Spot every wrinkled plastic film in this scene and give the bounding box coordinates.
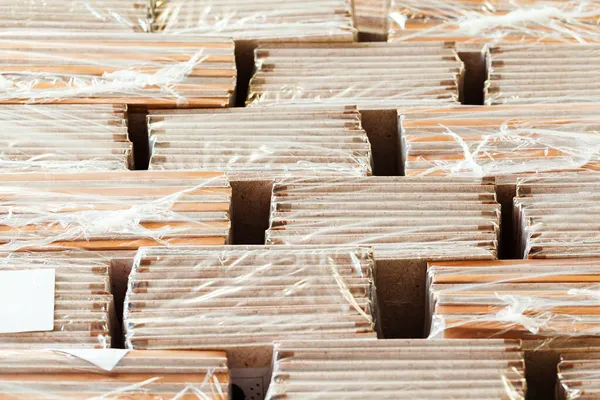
[265,339,526,399]
[124,247,377,351]
[147,105,373,178]
[0,0,151,32]
[247,42,462,108]
[399,104,600,177]
[0,104,132,171]
[427,258,600,340]
[0,349,230,399]
[389,0,600,44]
[150,0,356,41]
[0,32,236,107]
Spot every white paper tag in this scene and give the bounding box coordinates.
[55,349,130,371]
[0,269,55,334]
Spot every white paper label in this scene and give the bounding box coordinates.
[55,349,130,371]
[0,269,55,333]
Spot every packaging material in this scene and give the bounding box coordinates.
[0,252,115,349]
[427,258,600,339]
[399,104,600,177]
[265,338,526,399]
[0,349,229,399]
[0,0,151,32]
[124,246,378,370]
[514,173,600,259]
[246,42,462,108]
[557,351,600,400]
[388,0,600,45]
[0,104,132,171]
[0,170,231,253]
[266,177,499,338]
[147,105,372,178]
[0,31,236,108]
[150,0,355,41]
[486,43,600,105]
[353,0,390,36]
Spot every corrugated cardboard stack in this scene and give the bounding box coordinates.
[427,258,600,339]
[150,0,355,41]
[124,246,377,369]
[514,173,600,259]
[0,104,132,171]
[558,352,600,400]
[0,0,150,31]
[0,32,236,108]
[486,44,600,105]
[353,0,389,36]
[399,104,600,177]
[0,349,230,399]
[265,339,526,399]
[247,42,462,108]
[266,176,499,338]
[147,105,372,178]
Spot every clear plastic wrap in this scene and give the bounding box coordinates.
[150,0,356,41]
[0,349,230,399]
[486,43,600,105]
[0,104,132,171]
[266,339,526,399]
[266,176,499,338]
[246,42,462,108]
[0,31,236,108]
[0,171,231,253]
[0,0,151,32]
[427,258,600,340]
[147,105,372,178]
[557,352,600,400]
[514,173,600,259]
[388,0,600,44]
[124,246,377,368]
[399,104,600,177]
[0,252,115,349]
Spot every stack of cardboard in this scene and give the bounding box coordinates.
[247,42,462,108]
[399,104,600,177]
[124,246,377,368]
[0,253,115,348]
[427,258,600,339]
[0,32,236,108]
[558,352,600,400]
[0,104,132,171]
[0,171,232,253]
[266,339,526,399]
[148,105,372,178]
[486,44,600,105]
[150,0,355,41]
[353,0,389,37]
[0,0,150,31]
[266,177,499,338]
[0,349,229,399]
[514,173,600,259]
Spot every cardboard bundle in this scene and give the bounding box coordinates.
[247,42,462,108]
[388,0,600,44]
[0,170,231,253]
[514,173,600,259]
[124,246,377,368]
[151,0,355,41]
[427,258,600,339]
[0,0,150,31]
[0,32,236,108]
[399,104,600,177]
[558,352,600,400]
[486,44,600,105]
[353,0,389,36]
[0,253,115,348]
[266,177,499,338]
[148,105,372,178]
[0,349,229,399]
[265,339,526,399]
[0,104,132,171]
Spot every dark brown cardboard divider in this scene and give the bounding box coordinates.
[231,179,275,244]
[360,109,400,176]
[127,106,150,170]
[458,50,487,105]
